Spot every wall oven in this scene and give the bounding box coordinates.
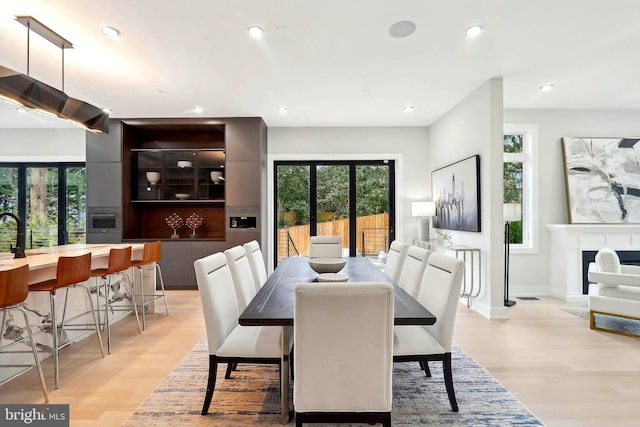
[87,207,122,243]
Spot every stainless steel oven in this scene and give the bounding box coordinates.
[87,207,122,243]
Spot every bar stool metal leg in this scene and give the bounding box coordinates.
[49,291,59,389]
[17,306,49,402]
[156,263,169,316]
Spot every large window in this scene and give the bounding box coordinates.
[275,160,394,266]
[503,124,538,252]
[0,163,86,252]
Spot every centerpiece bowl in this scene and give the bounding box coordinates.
[308,257,346,274]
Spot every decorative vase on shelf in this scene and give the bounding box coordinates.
[165,213,184,239]
[186,213,204,238]
[210,171,224,184]
[146,171,161,184]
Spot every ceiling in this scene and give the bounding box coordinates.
[1,0,640,129]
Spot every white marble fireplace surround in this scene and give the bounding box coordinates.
[547,224,640,304]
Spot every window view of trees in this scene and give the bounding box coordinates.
[0,164,86,253]
[504,134,523,244]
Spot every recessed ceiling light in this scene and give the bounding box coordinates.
[101,26,120,40]
[278,106,288,114]
[539,83,554,92]
[102,107,111,114]
[193,106,204,114]
[389,21,416,38]
[16,107,27,114]
[465,25,483,38]
[248,26,263,38]
[403,105,415,113]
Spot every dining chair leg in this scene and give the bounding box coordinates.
[224,363,233,379]
[80,284,105,357]
[443,353,458,412]
[420,360,432,377]
[18,306,49,402]
[156,263,169,316]
[49,291,59,389]
[201,355,218,415]
[290,347,294,380]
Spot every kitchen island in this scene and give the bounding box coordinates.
[0,243,147,384]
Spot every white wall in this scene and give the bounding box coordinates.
[429,79,505,319]
[0,129,86,161]
[503,109,640,297]
[267,126,429,267]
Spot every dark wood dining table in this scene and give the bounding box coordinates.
[239,256,436,423]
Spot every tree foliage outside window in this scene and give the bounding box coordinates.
[504,134,523,244]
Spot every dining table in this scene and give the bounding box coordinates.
[239,256,437,423]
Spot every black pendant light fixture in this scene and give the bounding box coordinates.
[0,16,109,133]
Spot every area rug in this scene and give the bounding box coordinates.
[123,337,543,426]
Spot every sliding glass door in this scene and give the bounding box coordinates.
[275,160,394,265]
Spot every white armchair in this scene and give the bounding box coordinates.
[294,282,394,426]
[587,247,640,337]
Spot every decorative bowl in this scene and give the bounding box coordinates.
[308,257,346,274]
[210,171,224,183]
[175,193,190,200]
[177,160,192,168]
[316,273,349,282]
[146,171,161,184]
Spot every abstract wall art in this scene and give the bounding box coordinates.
[431,155,481,232]
[562,137,640,223]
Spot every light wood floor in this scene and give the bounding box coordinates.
[1,291,639,426]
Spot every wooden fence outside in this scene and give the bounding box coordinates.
[277,213,389,261]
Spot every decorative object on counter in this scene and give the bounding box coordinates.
[210,171,225,183]
[186,213,204,238]
[165,213,184,239]
[175,193,190,200]
[177,160,193,168]
[435,229,453,245]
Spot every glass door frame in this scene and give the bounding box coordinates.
[273,159,395,267]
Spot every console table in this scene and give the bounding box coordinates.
[414,239,482,307]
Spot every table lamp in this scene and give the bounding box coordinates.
[412,201,436,241]
[503,203,522,307]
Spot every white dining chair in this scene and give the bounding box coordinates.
[384,240,409,283]
[194,252,292,416]
[308,235,342,258]
[243,240,267,291]
[393,252,465,412]
[294,282,394,427]
[224,245,257,313]
[396,245,431,298]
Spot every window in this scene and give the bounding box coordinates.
[0,163,86,252]
[503,124,538,253]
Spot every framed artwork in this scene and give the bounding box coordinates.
[562,137,640,223]
[431,155,481,232]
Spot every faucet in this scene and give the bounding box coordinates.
[0,212,26,259]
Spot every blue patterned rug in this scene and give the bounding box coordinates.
[123,337,543,426]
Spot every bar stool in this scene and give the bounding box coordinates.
[0,265,49,401]
[91,246,140,354]
[30,253,104,389]
[130,241,169,331]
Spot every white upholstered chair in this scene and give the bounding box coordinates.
[396,245,431,298]
[588,247,640,337]
[243,240,268,291]
[308,235,343,258]
[224,245,257,312]
[194,252,292,416]
[294,282,394,427]
[384,240,409,283]
[393,252,465,412]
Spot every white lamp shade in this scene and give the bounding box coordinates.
[412,201,436,217]
[503,203,522,222]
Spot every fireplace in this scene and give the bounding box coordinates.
[582,250,640,294]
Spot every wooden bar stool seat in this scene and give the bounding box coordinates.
[0,264,49,402]
[30,253,104,389]
[90,246,140,354]
[130,241,169,331]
